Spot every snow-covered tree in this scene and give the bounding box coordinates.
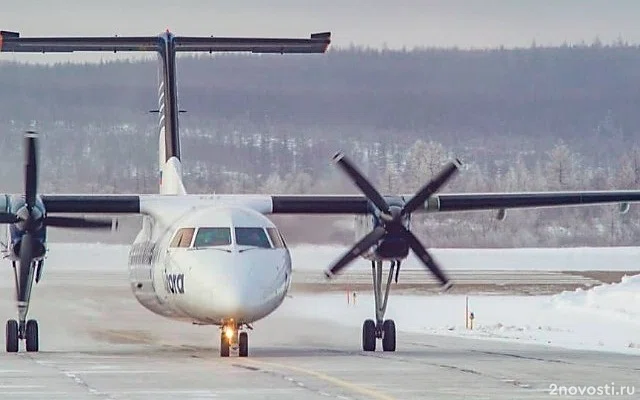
[405,140,449,191]
[544,140,581,190]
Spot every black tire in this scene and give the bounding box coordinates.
[238,332,248,357]
[362,319,376,352]
[220,333,230,357]
[6,320,18,353]
[25,320,39,352]
[382,319,396,352]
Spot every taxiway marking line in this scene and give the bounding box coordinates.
[244,358,396,400]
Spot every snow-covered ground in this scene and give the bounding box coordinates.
[282,274,640,355]
[42,242,640,271]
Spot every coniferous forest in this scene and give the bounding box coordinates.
[2,42,640,246]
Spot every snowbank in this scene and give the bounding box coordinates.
[281,275,640,354]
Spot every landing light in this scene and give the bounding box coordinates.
[224,326,235,340]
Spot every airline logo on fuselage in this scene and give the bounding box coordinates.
[165,272,185,294]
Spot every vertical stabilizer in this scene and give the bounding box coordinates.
[157,31,186,195]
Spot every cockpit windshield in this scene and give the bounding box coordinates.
[266,227,287,248]
[235,227,272,248]
[171,226,284,249]
[193,227,232,247]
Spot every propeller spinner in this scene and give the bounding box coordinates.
[325,152,461,289]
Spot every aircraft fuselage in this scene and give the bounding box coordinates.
[127,201,292,327]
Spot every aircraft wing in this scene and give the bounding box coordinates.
[38,191,640,215]
[269,191,640,214]
[41,195,140,214]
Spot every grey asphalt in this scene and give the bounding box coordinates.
[0,268,637,399]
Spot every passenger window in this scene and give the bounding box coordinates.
[169,228,195,248]
[194,227,232,247]
[235,227,272,248]
[266,227,287,248]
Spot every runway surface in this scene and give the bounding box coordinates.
[1,269,638,399]
[291,269,632,295]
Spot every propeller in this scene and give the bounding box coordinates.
[0,132,115,274]
[326,152,462,290]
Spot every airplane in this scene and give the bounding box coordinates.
[4,29,640,357]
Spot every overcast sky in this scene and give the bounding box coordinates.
[2,1,639,62]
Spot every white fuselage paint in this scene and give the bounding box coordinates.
[126,197,292,326]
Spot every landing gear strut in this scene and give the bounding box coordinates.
[362,260,397,352]
[219,322,249,357]
[6,260,39,353]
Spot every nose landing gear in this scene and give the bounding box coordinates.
[219,322,249,357]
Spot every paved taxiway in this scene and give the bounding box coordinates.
[1,268,638,399]
[291,269,621,295]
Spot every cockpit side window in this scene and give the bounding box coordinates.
[194,227,232,247]
[266,227,287,249]
[235,227,272,248]
[169,228,195,248]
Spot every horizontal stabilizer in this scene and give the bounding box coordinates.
[0,34,159,53]
[1,31,331,54]
[174,32,331,53]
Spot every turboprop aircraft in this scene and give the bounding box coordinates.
[4,30,640,357]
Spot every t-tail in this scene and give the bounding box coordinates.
[0,29,331,195]
[154,30,186,195]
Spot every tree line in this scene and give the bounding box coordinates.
[1,44,640,246]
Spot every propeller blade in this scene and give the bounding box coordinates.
[333,152,390,215]
[325,226,386,278]
[401,227,451,289]
[17,232,34,303]
[402,159,462,216]
[0,213,20,224]
[45,216,115,229]
[24,131,39,209]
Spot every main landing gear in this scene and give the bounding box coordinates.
[6,319,38,353]
[6,260,40,353]
[362,260,397,352]
[219,322,250,357]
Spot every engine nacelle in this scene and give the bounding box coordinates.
[6,195,48,261]
[496,208,507,221]
[353,197,412,260]
[619,202,630,214]
[8,234,46,260]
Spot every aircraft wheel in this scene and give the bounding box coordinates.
[362,319,376,352]
[238,332,248,357]
[220,332,230,357]
[6,320,18,353]
[382,319,396,352]
[25,320,39,352]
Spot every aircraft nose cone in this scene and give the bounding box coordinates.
[214,271,258,317]
[182,248,289,322]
